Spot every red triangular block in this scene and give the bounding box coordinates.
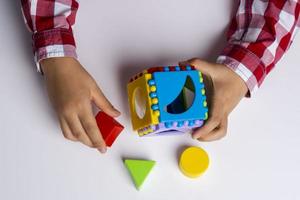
[95,111,124,147]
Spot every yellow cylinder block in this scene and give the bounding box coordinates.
[179,146,209,178]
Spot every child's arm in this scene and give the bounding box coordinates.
[186,0,300,141]
[21,0,120,153]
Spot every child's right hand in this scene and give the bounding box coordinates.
[40,57,121,153]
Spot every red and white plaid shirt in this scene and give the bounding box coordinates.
[21,0,300,95]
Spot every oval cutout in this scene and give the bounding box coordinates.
[133,87,147,119]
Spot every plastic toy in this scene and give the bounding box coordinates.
[179,146,209,178]
[95,111,124,147]
[124,159,156,190]
[127,65,208,136]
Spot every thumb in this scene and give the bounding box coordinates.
[92,87,121,117]
[180,58,216,76]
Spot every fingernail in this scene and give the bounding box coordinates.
[98,147,107,154]
[113,109,121,116]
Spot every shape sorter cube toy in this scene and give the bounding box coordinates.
[127,65,208,136]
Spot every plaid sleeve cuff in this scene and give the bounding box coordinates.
[216,44,266,97]
[32,28,77,72]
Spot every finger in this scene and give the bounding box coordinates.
[92,87,121,117]
[192,116,221,139]
[180,58,216,75]
[66,115,94,148]
[192,96,222,139]
[59,117,78,141]
[79,105,107,153]
[198,117,228,141]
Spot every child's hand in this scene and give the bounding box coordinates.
[180,59,248,141]
[41,57,120,153]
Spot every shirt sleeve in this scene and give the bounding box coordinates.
[21,0,79,72]
[217,0,300,95]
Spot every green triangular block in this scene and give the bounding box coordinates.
[124,159,156,190]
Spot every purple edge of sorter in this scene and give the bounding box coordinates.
[140,120,204,136]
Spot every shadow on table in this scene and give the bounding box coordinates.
[6,0,58,128]
[6,0,35,68]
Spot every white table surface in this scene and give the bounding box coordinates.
[1,1,300,200]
